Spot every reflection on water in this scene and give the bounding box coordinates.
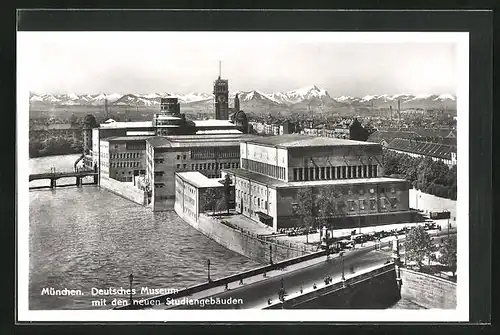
[29,155,259,310]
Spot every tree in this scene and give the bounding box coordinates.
[84,114,98,129]
[296,188,315,244]
[200,188,220,215]
[405,226,434,271]
[349,118,369,141]
[222,174,232,215]
[439,238,457,277]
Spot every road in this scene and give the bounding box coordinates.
[165,246,392,309]
[156,230,455,310]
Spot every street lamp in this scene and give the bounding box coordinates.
[207,259,211,282]
[269,244,273,265]
[340,252,345,281]
[128,273,134,305]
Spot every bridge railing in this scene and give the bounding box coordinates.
[263,262,396,309]
[114,249,327,310]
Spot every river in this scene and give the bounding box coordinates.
[28,154,259,310]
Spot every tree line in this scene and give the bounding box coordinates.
[382,150,457,200]
[406,225,457,278]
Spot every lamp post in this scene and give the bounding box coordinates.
[340,252,345,281]
[269,244,273,265]
[128,273,134,305]
[207,259,211,282]
[446,209,451,239]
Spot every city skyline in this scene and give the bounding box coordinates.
[19,32,458,97]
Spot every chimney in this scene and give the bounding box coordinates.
[397,100,401,131]
[389,105,393,121]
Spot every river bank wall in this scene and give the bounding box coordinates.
[174,204,312,264]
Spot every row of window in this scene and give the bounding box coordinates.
[111,152,141,160]
[292,165,378,182]
[191,148,239,160]
[114,176,133,182]
[175,162,240,170]
[237,190,269,211]
[241,158,286,180]
[110,161,141,168]
[184,207,196,219]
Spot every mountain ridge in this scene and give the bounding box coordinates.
[29,85,457,111]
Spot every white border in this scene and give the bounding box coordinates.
[17,31,469,322]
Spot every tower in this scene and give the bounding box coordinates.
[234,93,240,112]
[153,97,183,135]
[214,61,229,120]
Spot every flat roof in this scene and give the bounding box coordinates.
[224,168,407,189]
[243,134,378,148]
[100,121,153,129]
[147,134,258,148]
[196,129,242,135]
[105,136,151,142]
[176,171,223,188]
[193,120,236,128]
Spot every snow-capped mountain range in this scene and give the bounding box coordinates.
[29,86,456,110]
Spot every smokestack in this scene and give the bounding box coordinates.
[219,60,221,79]
[397,99,401,130]
[390,105,393,121]
[104,94,108,120]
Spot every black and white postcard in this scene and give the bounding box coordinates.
[18,26,470,322]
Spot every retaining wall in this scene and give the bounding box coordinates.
[100,176,147,206]
[265,263,401,309]
[175,204,312,264]
[399,268,456,309]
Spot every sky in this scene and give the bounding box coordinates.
[18,32,461,97]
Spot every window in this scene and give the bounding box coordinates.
[370,199,376,210]
[176,164,180,169]
[380,198,387,209]
[359,199,366,210]
[348,200,355,211]
[177,155,180,160]
[183,155,186,160]
[390,197,398,208]
[183,164,187,169]
[128,171,131,174]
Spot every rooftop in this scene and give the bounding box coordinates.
[193,120,236,128]
[387,138,456,160]
[100,121,153,129]
[224,168,407,189]
[196,129,243,135]
[147,134,258,148]
[244,134,376,148]
[176,171,223,188]
[105,136,151,142]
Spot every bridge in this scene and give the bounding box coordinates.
[114,229,453,310]
[29,170,98,190]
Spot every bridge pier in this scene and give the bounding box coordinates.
[50,178,56,189]
[76,176,82,187]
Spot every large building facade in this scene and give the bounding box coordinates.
[223,135,415,231]
[145,134,257,211]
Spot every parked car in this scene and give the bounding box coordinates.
[337,240,354,249]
